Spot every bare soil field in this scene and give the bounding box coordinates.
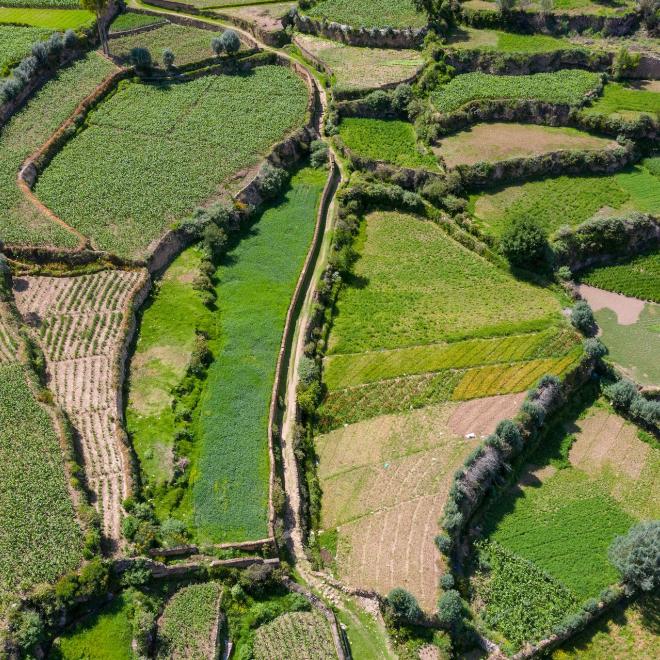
[436,123,615,169]
[13,269,148,549]
[578,284,645,325]
[317,395,522,610]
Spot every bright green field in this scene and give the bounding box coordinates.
[338,118,438,170]
[191,167,324,542]
[446,27,569,53]
[0,363,82,600]
[583,81,660,119]
[109,12,165,32]
[305,0,426,29]
[0,53,114,251]
[580,251,660,303]
[432,70,601,112]
[469,160,660,238]
[0,0,79,8]
[0,25,51,75]
[0,7,93,29]
[328,211,561,355]
[35,66,308,259]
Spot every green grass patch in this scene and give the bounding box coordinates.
[446,26,569,53]
[305,0,426,29]
[0,7,93,29]
[35,66,309,259]
[470,162,660,238]
[109,12,166,32]
[0,52,115,248]
[328,211,561,354]
[432,70,602,112]
[0,0,79,8]
[0,363,82,601]
[582,81,660,119]
[580,251,660,303]
[338,118,438,170]
[0,25,51,75]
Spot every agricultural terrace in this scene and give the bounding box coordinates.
[304,0,426,29]
[320,211,580,429]
[445,27,569,53]
[578,285,660,387]
[0,7,94,29]
[129,167,326,543]
[339,118,439,170]
[582,80,660,120]
[34,66,309,259]
[157,582,222,659]
[436,123,615,169]
[469,159,660,238]
[0,25,52,74]
[109,12,165,32]
[432,70,602,113]
[294,34,423,97]
[462,0,636,16]
[253,612,337,660]
[580,250,660,303]
[109,22,236,67]
[14,269,148,546]
[316,394,524,610]
[0,53,116,248]
[475,392,659,649]
[1,0,79,8]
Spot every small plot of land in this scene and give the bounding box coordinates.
[339,118,438,170]
[109,12,166,33]
[470,160,660,238]
[580,250,660,303]
[445,27,569,53]
[0,53,117,248]
[1,0,79,8]
[462,0,635,16]
[432,70,602,113]
[0,25,52,74]
[436,123,615,168]
[34,66,309,259]
[579,285,660,387]
[14,270,148,546]
[0,7,94,29]
[295,34,422,97]
[305,0,426,29]
[317,398,517,610]
[108,22,231,67]
[583,80,660,120]
[254,612,337,660]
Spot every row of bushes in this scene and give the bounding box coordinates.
[603,377,660,434]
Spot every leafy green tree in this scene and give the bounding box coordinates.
[437,589,463,630]
[386,588,422,625]
[220,29,241,55]
[570,300,596,335]
[605,379,638,410]
[211,36,223,56]
[609,521,660,592]
[81,0,110,56]
[500,217,550,269]
[130,47,152,72]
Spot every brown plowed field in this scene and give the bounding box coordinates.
[13,270,148,550]
[316,395,522,610]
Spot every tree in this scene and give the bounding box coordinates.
[220,29,241,55]
[81,0,110,56]
[211,36,223,56]
[386,588,422,625]
[130,47,152,72]
[583,337,607,360]
[605,379,638,410]
[437,589,463,630]
[609,521,660,592]
[570,300,596,335]
[162,47,175,69]
[500,217,550,269]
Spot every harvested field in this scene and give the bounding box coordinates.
[436,123,615,169]
[295,33,422,96]
[13,269,148,549]
[577,284,645,325]
[448,392,525,437]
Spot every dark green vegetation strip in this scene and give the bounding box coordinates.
[35,67,309,259]
[432,70,602,112]
[0,25,52,75]
[0,53,115,247]
[0,364,82,598]
[305,0,426,29]
[338,118,438,170]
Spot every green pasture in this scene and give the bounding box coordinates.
[338,118,438,170]
[0,7,93,29]
[305,0,426,29]
[583,81,660,119]
[109,12,165,32]
[445,27,569,53]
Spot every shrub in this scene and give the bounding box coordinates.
[500,217,550,270]
[630,396,660,427]
[386,588,422,625]
[64,29,77,49]
[583,337,607,360]
[211,36,223,56]
[259,163,290,200]
[437,590,463,629]
[310,139,329,168]
[10,609,44,652]
[160,518,188,547]
[391,83,413,114]
[583,598,599,614]
[31,42,49,67]
[220,29,241,55]
[570,300,596,335]
[162,48,175,69]
[495,419,522,452]
[203,223,228,262]
[557,266,572,281]
[239,562,275,596]
[637,0,659,30]
[130,47,152,72]
[520,399,545,428]
[435,534,452,554]
[298,356,319,385]
[609,521,660,592]
[612,48,641,81]
[604,379,638,410]
[440,573,455,590]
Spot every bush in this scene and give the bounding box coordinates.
[440,573,455,590]
[130,47,152,71]
[310,139,329,168]
[64,29,77,49]
[520,399,545,428]
[570,300,596,335]
[162,48,175,69]
[612,48,641,81]
[583,337,607,360]
[609,521,660,592]
[630,396,660,427]
[259,163,290,200]
[557,265,572,281]
[605,379,638,410]
[203,223,228,261]
[211,36,223,55]
[391,83,413,114]
[437,590,463,629]
[495,419,522,452]
[386,587,422,625]
[500,217,550,270]
[435,534,452,554]
[239,562,275,596]
[220,29,241,55]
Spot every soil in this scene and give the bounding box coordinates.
[578,284,646,325]
[448,392,526,438]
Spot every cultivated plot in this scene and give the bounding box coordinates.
[304,0,426,29]
[445,26,569,53]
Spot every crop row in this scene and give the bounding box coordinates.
[253,612,336,660]
[0,316,19,364]
[432,70,602,113]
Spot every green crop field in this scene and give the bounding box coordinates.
[0,53,115,248]
[338,118,439,170]
[305,0,426,29]
[582,81,660,119]
[158,582,221,659]
[445,27,569,53]
[0,7,93,29]
[0,25,52,75]
[470,161,660,238]
[432,70,602,112]
[0,363,82,600]
[462,0,635,16]
[109,12,166,32]
[580,251,660,303]
[254,612,337,660]
[35,66,309,259]
[0,0,79,8]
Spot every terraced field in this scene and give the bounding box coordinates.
[445,27,569,52]
[304,0,426,29]
[0,7,94,28]
[254,612,337,660]
[14,270,148,548]
[583,81,660,119]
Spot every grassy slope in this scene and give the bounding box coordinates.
[190,166,326,542]
[338,118,439,170]
[305,0,425,29]
[583,81,660,118]
[0,7,93,28]
[0,52,115,247]
[35,67,308,259]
